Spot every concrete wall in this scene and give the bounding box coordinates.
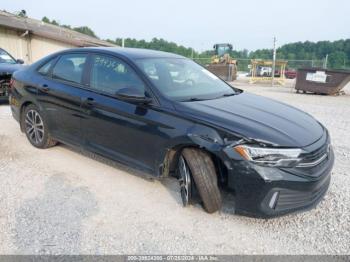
[0,26,76,64]
[30,35,75,62]
[0,27,29,63]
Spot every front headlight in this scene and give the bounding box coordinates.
[234,144,304,167]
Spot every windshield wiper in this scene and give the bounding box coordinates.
[222,92,236,97]
[182,94,235,102]
[213,93,236,99]
[181,97,207,102]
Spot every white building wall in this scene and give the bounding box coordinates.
[0,26,76,64]
[30,35,75,62]
[0,27,29,63]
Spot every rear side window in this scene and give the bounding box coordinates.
[52,54,87,84]
[38,58,56,76]
[90,54,145,95]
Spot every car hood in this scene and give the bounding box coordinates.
[174,92,324,147]
[0,63,24,75]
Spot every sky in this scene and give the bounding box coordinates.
[1,0,349,51]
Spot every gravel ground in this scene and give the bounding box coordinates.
[0,81,349,255]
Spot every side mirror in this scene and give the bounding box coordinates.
[16,59,24,64]
[115,87,152,104]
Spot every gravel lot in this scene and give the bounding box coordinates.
[0,81,349,255]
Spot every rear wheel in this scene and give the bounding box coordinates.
[179,148,222,213]
[22,104,57,149]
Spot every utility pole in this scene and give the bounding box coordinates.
[122,38,125,48]
[271,36,277,87]
[324,54,328,69]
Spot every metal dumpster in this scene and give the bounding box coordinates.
[295,68,350,95]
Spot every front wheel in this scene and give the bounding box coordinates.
[22,104,57,149]
[178,148,222,213]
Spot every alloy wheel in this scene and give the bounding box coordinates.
[25,109,44,144]
[178,156,192,206]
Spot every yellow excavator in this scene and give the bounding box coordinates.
[206,43,237,81]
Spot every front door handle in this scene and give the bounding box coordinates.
[82,97,95,107]
[39,84,50,92]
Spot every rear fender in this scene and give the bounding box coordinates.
[19,98,45,132]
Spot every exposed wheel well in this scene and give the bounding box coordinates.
[164,145,228,187]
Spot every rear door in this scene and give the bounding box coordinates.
[36,53,88,145]
[80,54,171,173]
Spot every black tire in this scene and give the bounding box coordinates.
[22,104,57,149]
[181,148,222,213]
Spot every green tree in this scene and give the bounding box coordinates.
[50,20,59,26]
[17,10,27,18]
[41,17,98,38]
[73,26,97,38]
[328,51,347,69]
[110,37,196,57]
[42,16,50,23]
[41,17,59,26]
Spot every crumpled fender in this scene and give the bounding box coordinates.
[157,124,242,177]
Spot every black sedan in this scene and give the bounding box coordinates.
[9,47,334,217]
[0,48,24,101]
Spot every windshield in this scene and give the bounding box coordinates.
[0,49,16,64]
[216,45,231,56]
[135,58,238,101]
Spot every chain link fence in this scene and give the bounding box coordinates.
[192,58,325,72]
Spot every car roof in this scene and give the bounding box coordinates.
[65,47,185,60]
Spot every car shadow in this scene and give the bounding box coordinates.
[160,177,184,206]
[48,145,241,216]
[160,177,237,213]
[59,144,156,183]
[14,174,99,254]
[220,190,237,215]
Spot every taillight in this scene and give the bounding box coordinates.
[9,78,15,89]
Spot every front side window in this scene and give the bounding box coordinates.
[0,49,16,64]
[90,55,145,95]
[136,58,237,101]
[52,54,87,84]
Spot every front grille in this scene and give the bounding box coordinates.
[280,134,332,178]
[293,136,330,177]
[275,177,330,211]
[297,153,327,168]
[299,141,329,165]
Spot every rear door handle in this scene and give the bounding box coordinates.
[82,97,95,107]
[39,84,50,92]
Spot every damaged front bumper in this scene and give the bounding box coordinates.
[222,133,334,218]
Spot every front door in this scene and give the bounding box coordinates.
[81,54,171,173]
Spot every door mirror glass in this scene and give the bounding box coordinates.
[116,87,152,104]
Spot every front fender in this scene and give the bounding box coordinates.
[157,124,241,177]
